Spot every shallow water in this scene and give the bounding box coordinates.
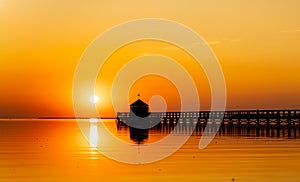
[0,119,300,182]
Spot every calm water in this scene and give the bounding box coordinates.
[0,119,300,182]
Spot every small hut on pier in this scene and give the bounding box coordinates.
[130,99,150,118]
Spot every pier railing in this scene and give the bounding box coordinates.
[117,110,300,120]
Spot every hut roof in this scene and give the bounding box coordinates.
[130,99,148,107]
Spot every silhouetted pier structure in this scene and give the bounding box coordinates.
[117,110,300,138]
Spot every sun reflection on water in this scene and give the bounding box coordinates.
[89,119,99,160]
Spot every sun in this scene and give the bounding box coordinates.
[89,95,99,103]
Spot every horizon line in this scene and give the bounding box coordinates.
[1,109,300,119]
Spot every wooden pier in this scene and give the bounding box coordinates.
[117,110,300,138]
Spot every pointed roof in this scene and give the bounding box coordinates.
[130,99,148,107]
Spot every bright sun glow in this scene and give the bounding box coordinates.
[89,95,99,103]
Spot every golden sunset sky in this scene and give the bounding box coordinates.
[0,0,300,117]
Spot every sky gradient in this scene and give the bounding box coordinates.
[1,0,300,117]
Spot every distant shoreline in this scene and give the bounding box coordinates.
[1,109,300,119]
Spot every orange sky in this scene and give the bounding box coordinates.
[0,0,300,117]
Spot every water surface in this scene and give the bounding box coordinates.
[0,119,300,182]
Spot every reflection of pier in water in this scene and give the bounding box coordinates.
[117,110,300,138]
